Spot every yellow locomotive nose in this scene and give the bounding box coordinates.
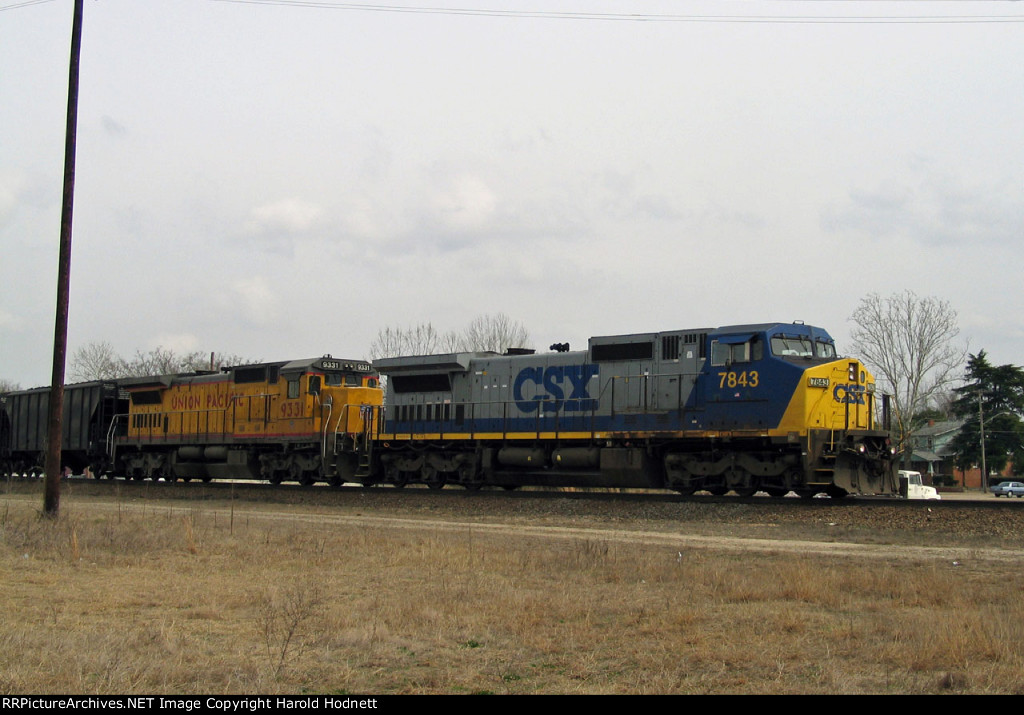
[793,359,876,432]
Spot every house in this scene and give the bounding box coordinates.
[910,418,1016,488]
[908,419,963,485]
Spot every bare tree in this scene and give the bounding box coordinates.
[458,313,531,354]
[69,340,122,381]
[368,323,449,360]
[368,314,531,360]
[70,342,256,380]
[0,378,21,395]
[849,291,966,465]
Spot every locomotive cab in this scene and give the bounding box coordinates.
[695,323,895,496]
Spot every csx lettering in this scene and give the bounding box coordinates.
[833,383,866,404]
[514,364,599,413]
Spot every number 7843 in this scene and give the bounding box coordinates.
[718,371,759,389]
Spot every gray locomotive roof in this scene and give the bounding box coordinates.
[374,352,495,374]
[373,323,834,376]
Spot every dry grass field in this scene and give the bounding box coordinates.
[2,482,1024,695]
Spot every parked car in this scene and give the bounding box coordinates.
[990,481,1024,498]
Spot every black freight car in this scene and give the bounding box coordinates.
[0,380,130,477]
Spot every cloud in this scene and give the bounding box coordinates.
[427,174,497,234]
[0,307,25,332]
[101,115,128,138]
[823,162,1023,247]
[242,198,324,254]
[147,333,199,353]
[0,171,24,228]
[226,276,281,326]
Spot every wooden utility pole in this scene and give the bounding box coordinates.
[44,0,84,517]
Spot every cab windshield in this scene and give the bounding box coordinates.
[324,373,362,387]
[771,336,813,357]
[771,336,837,359]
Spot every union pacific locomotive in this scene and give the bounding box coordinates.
[1,357,382,486]
[116,356,382,485]
[0,321,898,497]
[367,322,897,497]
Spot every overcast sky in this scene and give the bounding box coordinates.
[2,0,1022,388]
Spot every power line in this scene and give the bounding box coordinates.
[209,0,1024,23]
[0,0,56,12]
[4,0,1021,21]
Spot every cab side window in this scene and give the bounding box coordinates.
[711,339,759,367]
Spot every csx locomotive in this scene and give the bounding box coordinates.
[368,322,897,497]
[0,321,898,497]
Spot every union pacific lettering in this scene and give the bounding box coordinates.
[169,393,237,411]
[170,395,203,411]
[514,364,599,413]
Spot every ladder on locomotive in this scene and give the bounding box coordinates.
[354,405,378,479]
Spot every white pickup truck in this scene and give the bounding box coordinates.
[898,470,942,500]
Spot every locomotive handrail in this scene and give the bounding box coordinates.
[320,395,331,464]
[105,413,128,457]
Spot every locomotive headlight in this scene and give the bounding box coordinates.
[857,444,866,454]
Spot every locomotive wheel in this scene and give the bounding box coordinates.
[421,466,446,490]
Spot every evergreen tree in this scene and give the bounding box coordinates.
[950,351,1024,479]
